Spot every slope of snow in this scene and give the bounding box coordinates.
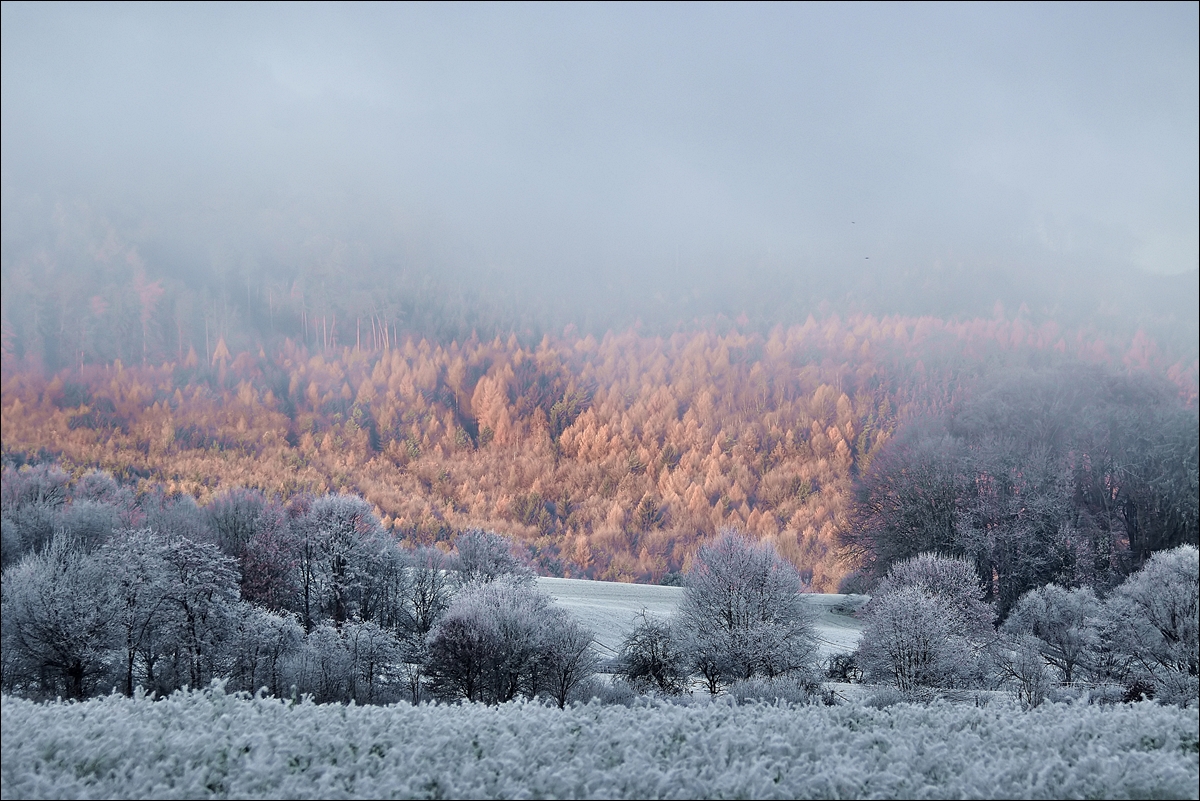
[536,577,866,659]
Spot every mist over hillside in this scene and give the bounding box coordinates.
[3,3,1197,370]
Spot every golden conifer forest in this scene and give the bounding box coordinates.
[3,312,1194,590]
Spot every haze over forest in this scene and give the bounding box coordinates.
[2,3,1197,359]
[2,4,1197,590]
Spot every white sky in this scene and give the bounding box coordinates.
[2,2,1196,306]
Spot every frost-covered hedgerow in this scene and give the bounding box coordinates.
[2,685,1197,800]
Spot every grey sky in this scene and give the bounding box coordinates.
[2,2,1197,314]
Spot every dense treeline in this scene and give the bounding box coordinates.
[0,474,590,705]
[844,366,1199,614]
[3,460,1194,709]
[3,316,1195,589]
[863,549,1198,706]
[0,474,824,707]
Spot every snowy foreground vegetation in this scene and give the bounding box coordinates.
[3,684,1197,800]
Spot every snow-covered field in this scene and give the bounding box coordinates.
[3,685,1196,800]
[536,577,866,658]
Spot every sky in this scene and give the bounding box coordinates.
[2,2,1197,325]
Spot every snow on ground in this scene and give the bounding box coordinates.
[536,577,866,659]
[536,577,684,657]
[803,593,870,657]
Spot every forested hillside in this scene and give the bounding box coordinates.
[3,312,1194,590]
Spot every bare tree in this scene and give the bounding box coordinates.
[1104,544,1198,704]
[539,611,600,708]
[677,531,817,693]
[617,611,689,696]
[1,536,113,699]
[453,529,534,586]
[1002,583,1101,685]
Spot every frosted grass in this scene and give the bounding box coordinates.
[3,686,1196,799]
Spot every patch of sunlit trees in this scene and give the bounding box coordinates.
[2,314,1195,589]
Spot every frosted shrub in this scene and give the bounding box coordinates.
[678,531,818,694]
[1003,583,1101,685]
[425,577,598,704]
[616,612,689,695]
[857,586,978,691]
[1106,544,1199,706]
[727,674,830,706]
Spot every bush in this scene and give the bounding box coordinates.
[424,577,598,705]
[825,652,863,684]
[728,675,832,706]
[616,612,689,696]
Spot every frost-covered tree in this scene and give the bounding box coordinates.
[97,529,173,696]
[289,624,352,704]
[224,604,303,698]
[1,537,113,699]
[453,529,534,586]
[401,546,456,636]
[874,552,994,636]
[1002,584,1101,685]
[424,577,586,704]
[70,469,132,509]
[857,586,977,691]
[368,544,456,702]
[994,633,1053,707]
[677,531,817,693]
[844,422,968,579]
[238,503,301,612]
[1,464,71,568]
[1104,544,1198,705]
[343,620,402,705]
[293,494,384,629]
[539,611,600,708]
[152,536,240,692]
[856,553,992,691]
[959,439,1081,617]
[205,488,269,560]
[847,369,1199,611]
[139,488,207,543]
[617,612,689,696]
[57,500,122,553]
